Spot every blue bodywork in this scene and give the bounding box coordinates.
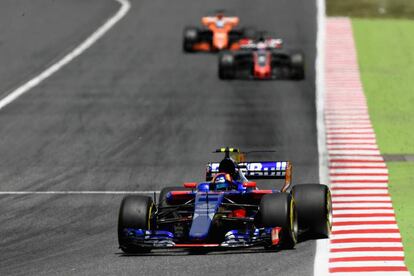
[189,192,224,240]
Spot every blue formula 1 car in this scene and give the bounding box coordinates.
[118,148,332,253]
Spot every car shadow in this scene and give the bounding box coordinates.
[115,234,326,257]
[115,246,294,257]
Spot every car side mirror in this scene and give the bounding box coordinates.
[243,181,257,188]
[184,182,197,189]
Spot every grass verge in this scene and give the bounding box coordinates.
[353,19,414,272]
[327,0,414,19]
[388,163,414,270]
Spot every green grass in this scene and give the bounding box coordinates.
[327,0,414,19]
[353,19,414,154]
[388,163,414,269]
[353,19,414,272]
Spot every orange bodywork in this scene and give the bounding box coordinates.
[199,16,240,50]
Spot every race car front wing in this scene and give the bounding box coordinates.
[121,227,281,249]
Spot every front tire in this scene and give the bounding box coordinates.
[118,195,154,253]
[183,27,199,52]
[291,184,332,238]
[219,52,235,79]
[260,193,298,249]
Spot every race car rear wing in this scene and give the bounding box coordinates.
[206,161,292,192]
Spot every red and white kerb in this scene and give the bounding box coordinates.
[325,17,410,275]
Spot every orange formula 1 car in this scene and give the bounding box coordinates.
[183,13,254,52]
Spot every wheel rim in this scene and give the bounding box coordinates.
[290,198,298,243]
[326,190,332,236]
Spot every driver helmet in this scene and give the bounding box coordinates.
[216,13,224,20]
[211,173,233,191]
[218,158,237,177]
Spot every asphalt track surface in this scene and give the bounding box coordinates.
[0,0,318,275]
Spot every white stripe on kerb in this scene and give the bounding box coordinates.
[330,176,388,181]
[330,251,405,258]
[332,190,389,195]
[333,196,391,201]
[333,209,394,214]
[332,225,399,231]
[329,261,406,268]
[333,217,396,222]
[332,233,401,239]
[329,168,388,174]
[330,242,404,249]
[331,272,410,276]
[333,203,393,208]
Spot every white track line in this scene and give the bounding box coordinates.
[0,191,159,195]
[314,0,330,274]
[0,0,131,111]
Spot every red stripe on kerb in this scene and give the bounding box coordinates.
[332,200,392,204]
[332,229,400,235]
[329,159,384,163]
[333,207,394,210]
[327,134,372,137]
[333,221,396,226]
[330,173,388,177]
[328,137,378,140]
[331,187,388,190]
[333,213,395,218]
[328,143,377,145]
[331,247,404,253]
[330,266,408,273]
[327,128,372,131]
[330,256,405,262]
[332,194,390,197]
[331,180,388,184]
[329,166,386,169]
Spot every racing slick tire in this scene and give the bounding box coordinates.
[291,184,332,238]
[219,52,235,79]
[259,193,298,249]
[158,186,188,207]
[183,27,199,52]
[290,52,305,80]
[118,195,154,253]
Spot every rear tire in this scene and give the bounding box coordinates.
[291,184,332,238]
[260,193,298,249]
[219,52,235,79]
[290,52,305,80]
[118,195,154,253]
[183,27,199,52]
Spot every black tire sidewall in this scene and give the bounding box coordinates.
[259,193,297,249]
[289,52,305,80]
[292,184,331,238]
[219,52,235,79]
[183,27,199,52]
[118,195,154,252]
